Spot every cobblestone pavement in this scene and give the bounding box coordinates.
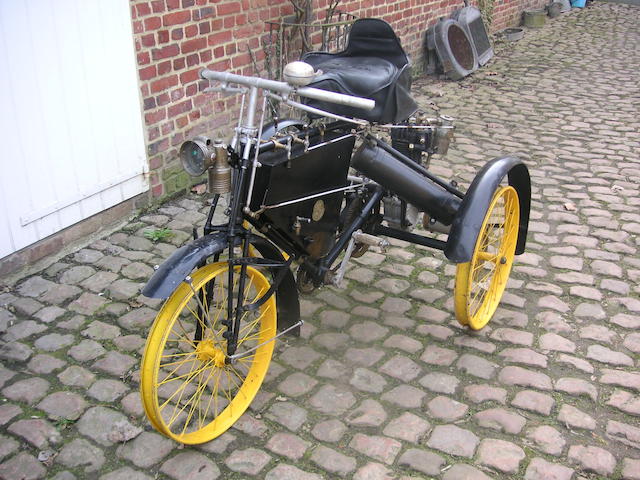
[1,3,640,479]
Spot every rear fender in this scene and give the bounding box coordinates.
[141,231,300,336]
[444,155,531,263]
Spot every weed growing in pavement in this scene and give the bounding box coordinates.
[143,228,174,243]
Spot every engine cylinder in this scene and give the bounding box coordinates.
[352,143,461,225]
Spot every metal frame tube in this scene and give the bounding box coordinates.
[318,186,384,277]
[201,69,375,111]
[373,224,447,250]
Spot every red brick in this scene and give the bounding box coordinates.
[133,20,143,34]
[136,3,152,16]
[145,108,166,125]
[157,60,172,75]
[143,97,156,110]
[151,1,164,13]
[156,92,171,106]
[173,57,186,70]
[161,122,174,135]
[149,156,163,170]
[235,14,247,25]
[176,115,189,128]
[171,28,184,40]
[181,37,207,54]
[182,0,195,7]
[144,16,161,31]
[152,44,180,60]
[137,51,151,65]
[166,0,181,10]
[163,11,191,26]
[186,53,200,67]
[152,184,164,198]
[180,68,200,84]
[139,65,157,81]
[217,2,241,15]
[199,21,211,35]
[152,138,170,154]
[157,30,170,44]
[170,88,184,102]
[171,132,184,146]
[141,34,155,48]
[186,83,199,97]
[200,50,212,63]
[231,53,251,68]
[223,16,235,28]
[185,24,198,38]
[211,59,231,71]
[150,75,178,93]
[234,25,253,39]
[208,31,232,46]
[196,7,215,20]
[148,126,160,141]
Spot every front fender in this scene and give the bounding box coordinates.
[249,236,301,336]
[142,232,230,299]
[141,231,300,336]
[445,155,531,263]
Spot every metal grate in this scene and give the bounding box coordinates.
[264,12,357,81]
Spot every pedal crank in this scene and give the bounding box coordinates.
[328,230,389,288]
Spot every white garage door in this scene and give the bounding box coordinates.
[0,0,148,259]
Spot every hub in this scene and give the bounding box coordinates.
[195,339,227,367]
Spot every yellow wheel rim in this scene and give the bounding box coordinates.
[140,262,276,444]
[454,186,520,330]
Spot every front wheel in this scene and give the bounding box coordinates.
[454,186,520,330]
[140,262,276,444]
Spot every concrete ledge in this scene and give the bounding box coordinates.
[0,194,148,282]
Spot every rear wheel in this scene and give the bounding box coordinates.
[454,186,520,330]
[140,262,276,444]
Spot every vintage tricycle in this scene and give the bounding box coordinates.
[139,19,531,444]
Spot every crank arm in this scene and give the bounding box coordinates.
[227,320,304,363]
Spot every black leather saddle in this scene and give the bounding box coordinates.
[302,18,417,124]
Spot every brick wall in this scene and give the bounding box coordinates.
[130,0,545,200]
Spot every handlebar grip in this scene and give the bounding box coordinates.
[200,68,375,111]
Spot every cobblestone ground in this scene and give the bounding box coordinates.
[1,3,639,479]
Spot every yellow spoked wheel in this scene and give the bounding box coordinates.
[140,262,276,444]
[455,186,520,330]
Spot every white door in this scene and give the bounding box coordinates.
[0,0,148,259]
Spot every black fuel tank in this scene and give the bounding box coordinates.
[250,131,356,258]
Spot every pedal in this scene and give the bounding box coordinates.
[352,231,390,252]
[330,230,389,289]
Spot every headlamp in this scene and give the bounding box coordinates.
[179,136,216,176]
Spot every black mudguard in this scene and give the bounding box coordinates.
[445,155,531,263]
[142,232,230,299]
[142,231,300,336]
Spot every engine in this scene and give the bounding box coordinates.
[382,114,455,231]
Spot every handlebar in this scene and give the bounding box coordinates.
[200,69,375,112]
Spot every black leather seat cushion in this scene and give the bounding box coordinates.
[302,19,417,124]
[308,56,397,98]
